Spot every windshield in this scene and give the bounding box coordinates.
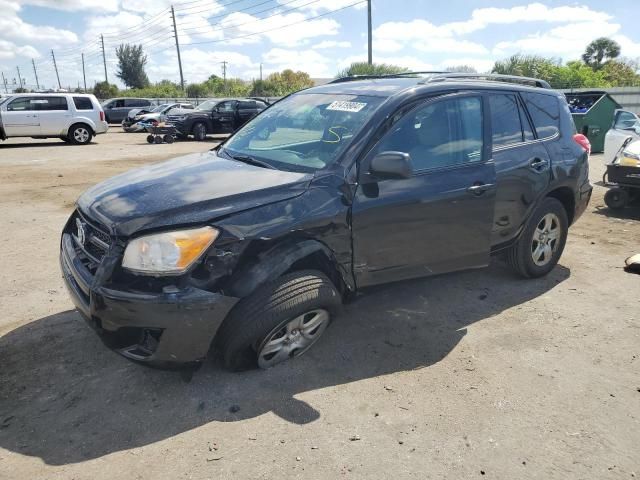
[221,93,385,172]
[151,104,169,113]
[195,100,218,111]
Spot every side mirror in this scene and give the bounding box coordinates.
[369,151,413,180]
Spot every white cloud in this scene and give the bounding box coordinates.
[277,0,366,15]
[494,21,621,59]
[262,48,333,77]
[313,40,352,49]
[0,40,39,61]
[19,0,119,13]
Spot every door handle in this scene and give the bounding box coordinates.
[530,157,549,171]
[467,183,494,195]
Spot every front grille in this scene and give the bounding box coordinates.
[69,210,112,274]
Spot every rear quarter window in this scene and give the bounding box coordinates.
[73,97,93,110]
[521,92,561,139]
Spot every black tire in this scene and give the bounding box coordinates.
[604,188,628,210]
[163,134,174,144]
[192,122,207,141]
[153,135,163,144]
[215,270,342,371]
[506,197,568,278]
[146,134,155,144]
[68,124,93,145]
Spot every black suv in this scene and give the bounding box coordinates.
[60,73,592,371]
[167,98,268,141]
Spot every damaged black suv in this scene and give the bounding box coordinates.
[60,73,592,370]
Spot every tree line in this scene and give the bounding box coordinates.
[15,37,636,98]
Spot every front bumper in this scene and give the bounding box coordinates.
[60,232,238,367]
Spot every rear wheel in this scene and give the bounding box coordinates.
[604,188,628,210]
[215,270,341,371]
[68,124,92,145]
[506,197,568,278]
[146,134,155,144]
[192,122,207,141]
[163,134,174,144]
[153,135,163,144]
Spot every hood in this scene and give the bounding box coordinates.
[127,108,151,119]
[77,151,312,236]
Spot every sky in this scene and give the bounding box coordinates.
[1,0,639,91]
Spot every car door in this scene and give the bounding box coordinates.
[489,92,552,246]
[38,96,71,135]
[351,92,496,287]
[212,100,237,133]
[237,100,259,127]
[104,99,124,123]
[604,110,640,163]
[2,96,40,136]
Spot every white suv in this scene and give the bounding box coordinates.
[0,93,108,145]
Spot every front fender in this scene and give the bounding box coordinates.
[226,239,351,298]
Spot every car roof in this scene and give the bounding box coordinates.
[304,76,561,99]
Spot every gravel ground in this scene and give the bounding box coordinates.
[0,132,639,480]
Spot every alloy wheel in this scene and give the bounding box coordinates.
[531,212,561,267]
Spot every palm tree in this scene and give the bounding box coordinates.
[582,38,621,71]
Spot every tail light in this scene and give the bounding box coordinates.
[99,111,105,122]
[573,134,591,154]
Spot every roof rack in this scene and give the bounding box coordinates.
[423,73,551,89]
[329,71,448,84]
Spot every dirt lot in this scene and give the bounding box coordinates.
[0,131,638,479]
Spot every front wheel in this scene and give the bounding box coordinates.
[506,197,568,278]
[215,271,341,371]
[68,124,93,145]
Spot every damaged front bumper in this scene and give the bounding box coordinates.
[60,232,238,367]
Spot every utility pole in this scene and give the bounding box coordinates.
[367,0,372,65]
[170,5,185,91]
[101,34,108,83]
[31,59,40,90]
[259,63,263,96]
[51,50,61,89]
[1,72,7,93]
[16,66,23,89]
[81,53,87,92]
[221,61,227,94]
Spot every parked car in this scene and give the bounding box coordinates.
[167,98,268,141]
[604,109,640,163]
[122,103,194,132]
[101,97,153,124]
[0,93,107,145]
[60,73,591,371]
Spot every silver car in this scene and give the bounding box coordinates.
[604,109,640,163]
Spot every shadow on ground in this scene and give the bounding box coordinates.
[593,203,640,221]
[0,262,569,465]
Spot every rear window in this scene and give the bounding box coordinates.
[489,94,523,147]
[39,97,69,111]
[521,92,560,139]
[73,97,93,110]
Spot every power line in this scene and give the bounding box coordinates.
[180,0,365,47]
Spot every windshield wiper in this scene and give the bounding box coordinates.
[221,149,276,170]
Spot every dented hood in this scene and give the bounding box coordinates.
[77,151,311,236]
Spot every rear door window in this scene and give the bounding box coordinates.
[521,92,560,139]
[39,97,69,111]
[489,94,523,147]
[73,97,93,110]
[238,100,256,109]
[613,110,639,130]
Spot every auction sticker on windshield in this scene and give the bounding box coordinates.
[327,101,367,113]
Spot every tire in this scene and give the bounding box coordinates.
[506,197,568,278]
[163,134,174,144]
[68,124,93,145]
[192,122,207,141]
[604,188,628,210]
[153,135,163,144]
[146,134,155,144]
[216,270,342,371]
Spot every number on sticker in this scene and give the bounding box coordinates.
[326,101,367,113]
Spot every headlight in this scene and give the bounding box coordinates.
[122,226,219,275]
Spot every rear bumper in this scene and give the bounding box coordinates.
[60,233,238,367]
[574,180,592,223]
[94,121,109,134]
